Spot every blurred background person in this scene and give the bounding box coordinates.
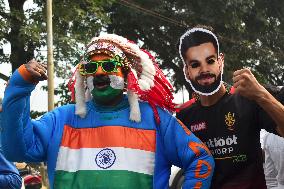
[260,86,284,189]
[260,129,284,189]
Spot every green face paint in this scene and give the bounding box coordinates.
[91,86,123,104]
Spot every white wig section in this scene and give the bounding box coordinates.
[75,70,87,118]
[126,46,155,121]
[179,27,223,96]
[136,49,155,90]
[126,69,140,122]
[85,76,93,102]
[85,88,92,102]
[90,33,128,48]
[127,91,141,122]
[86,76,94,91]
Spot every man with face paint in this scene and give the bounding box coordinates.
[1,34,215,189]
[84,53,125,106]
[176,26,284,189]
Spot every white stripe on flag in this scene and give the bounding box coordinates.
[56,147,155,175]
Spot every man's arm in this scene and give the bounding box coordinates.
[160,111,214,189]
[233,68,284,136]
[257,92,284,136]
[2,60,51,162]
[0,152,22,189]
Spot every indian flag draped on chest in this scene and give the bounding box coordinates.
[54,125,156,189]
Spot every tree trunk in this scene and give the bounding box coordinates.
[0,73,9,81]
[7,0,35,72]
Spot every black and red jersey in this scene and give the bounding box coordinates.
[177,91,277,189]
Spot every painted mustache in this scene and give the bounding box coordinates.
[93,75,110,86]
[195,73,216,81]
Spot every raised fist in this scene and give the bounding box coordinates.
[232,68,265,100]
[24,59,48,81]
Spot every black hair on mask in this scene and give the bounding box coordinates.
[180,31,218,60]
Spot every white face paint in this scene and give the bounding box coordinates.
[86,75,125,97]
[109,75,125,90]
[86,76,94,92]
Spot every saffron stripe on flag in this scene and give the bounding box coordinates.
[61,125,156,152]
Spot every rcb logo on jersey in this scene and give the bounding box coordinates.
[225,112,235,131]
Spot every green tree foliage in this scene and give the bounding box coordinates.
[0,0,114,117]
[0,0,113,78]
[107,0,284,94]
[1,0,284,106]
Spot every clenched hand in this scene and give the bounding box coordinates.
[232,68,266,100]
[24,59,48,81]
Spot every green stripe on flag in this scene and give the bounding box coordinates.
[54,170,153,189]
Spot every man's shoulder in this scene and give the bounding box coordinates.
[226,92,256,107]
[179,98,197,109]
[176,92,251,115]
[177,98,199,114]
[138,100,170,114]
[56,103,76,110]
[48,103,76,117]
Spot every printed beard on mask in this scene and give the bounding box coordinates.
[183,61,224,96]
[189,73,222,95]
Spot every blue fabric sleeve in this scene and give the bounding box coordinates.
[0,152,22,189]
[1,69,55,162]
[0,111,22,189]
[159,110,215,189]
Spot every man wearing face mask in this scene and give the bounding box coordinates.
[176,26,284,189]
[1,34,214,189]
